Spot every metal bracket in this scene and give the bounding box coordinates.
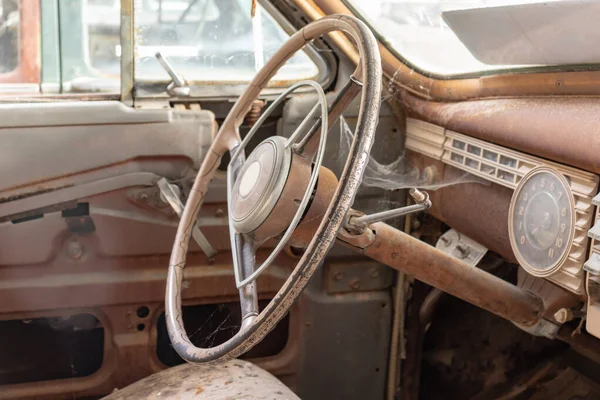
[514,318,560,339]
[435,229,488,267]
[157,178,217,260]
[62,203,96,234]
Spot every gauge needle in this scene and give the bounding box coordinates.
[530,213,551,240]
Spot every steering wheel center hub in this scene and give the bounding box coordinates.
[238,161,261,198]
[230,136,292,234]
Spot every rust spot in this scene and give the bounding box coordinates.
[194,385,204,395]
[0,184,74,204]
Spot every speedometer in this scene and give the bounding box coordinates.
[508,167,575,277]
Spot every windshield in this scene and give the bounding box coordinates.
[347,0,600,76]
[132,0,319,83]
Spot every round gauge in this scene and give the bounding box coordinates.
[508,167,575,277]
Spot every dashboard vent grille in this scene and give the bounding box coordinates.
[443,131,597,198]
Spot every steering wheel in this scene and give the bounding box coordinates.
[166,14,382,363]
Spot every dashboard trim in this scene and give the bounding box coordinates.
[407,118,599,295]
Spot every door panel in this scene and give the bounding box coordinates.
[0,101,215,203]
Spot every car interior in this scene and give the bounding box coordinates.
[1,0,600,399]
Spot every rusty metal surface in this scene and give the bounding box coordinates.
[401,91,600,174]
[0,187,298,399]
[325,261,393,294]
[407,153,516,262]
[0,216,391,400]
[0,301,301,399]
[339,221,544,326]
[289,165,338,248]
[518,269,583,321]
[430,176,515,262]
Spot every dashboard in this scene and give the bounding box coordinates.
[405,117,600,339]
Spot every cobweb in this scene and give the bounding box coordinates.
[337,116,486,191]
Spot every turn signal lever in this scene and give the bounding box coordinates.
[348,188,432,230]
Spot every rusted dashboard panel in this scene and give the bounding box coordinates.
[400,90,600,175]
[420,160,516,262]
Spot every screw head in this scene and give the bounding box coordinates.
[334,271,344,281]
[350,279,361,290]
[67,241,83,260]
[456,245,470,258]
[411,219,421,230]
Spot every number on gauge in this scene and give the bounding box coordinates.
[509,167,575,275]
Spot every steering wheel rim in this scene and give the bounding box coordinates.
[165,14,382,363]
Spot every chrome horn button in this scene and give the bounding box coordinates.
[238,161,261,198]
[230,136,292,233]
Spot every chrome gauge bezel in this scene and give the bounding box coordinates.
[508,166,576,277]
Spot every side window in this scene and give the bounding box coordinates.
[53,0,120,93]
[134,0,320,88]
[0,0,40,93]
[3,1,325,95]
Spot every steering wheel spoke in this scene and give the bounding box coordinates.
[292,74,363,159]
[234,234,259,326]
[285,102,321,153]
